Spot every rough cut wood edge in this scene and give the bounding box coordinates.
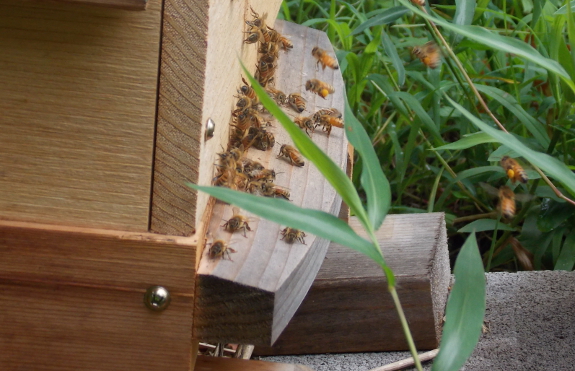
[51,0,148,10]
[193,20,347,346]
[195,355,314,371]
[151,0,282,236]
[254,213,450,355]
[0,220,196,370]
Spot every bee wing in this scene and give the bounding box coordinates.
[478,182,499,197]
[514,193,536,203]
[231,206,240,215]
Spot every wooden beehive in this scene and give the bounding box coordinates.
[0,0,352,370]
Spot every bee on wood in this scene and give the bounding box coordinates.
[268,28,293,50]
[311,46,339,70]
[243,127,275,151]
[412,41,441,69]
[255,60,276,87]
[312,108,342,122]
[281,227,306,244]
[498,186,516,219]
[222,207,252,237]
[266,86,287,105]
[228,127,245,150]
[271,186,291,200]
[241,158,265,177]
[316,114,344,137]
[244,30,263,44]
[288,93,306,113]
[305,79,335,99]
[232,171,249,191]
[207,239,237,260]
[249,168,276,182]
[294,116,315,137]
[259,42,280,58]
[239,77,258,100]
[500,156,528,184]
[212,168,235,187]
[246,179,266,196]
[278,144,305,167]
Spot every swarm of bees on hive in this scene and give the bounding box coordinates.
[207,6,346,261]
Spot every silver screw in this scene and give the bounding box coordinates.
[205,118,215,139]
[144,286,171,311]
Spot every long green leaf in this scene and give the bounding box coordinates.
[432,232,486,371]
[397,0,575,93]
[392,92,443,143]
[381,31,406,86]
[241,64,373,237]
[554,232,575,271]
[446,96,575,196]
[344,98,391,231]
[452,0,476,45]
[351,6,409,35]
[187,184,384,265]
[458,219,516,233]
[433,132,497,151]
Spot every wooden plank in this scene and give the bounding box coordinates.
[0,220,196,370]
[254,213,451,355]
[0,0,162,231]
[151,0,283,236]
[194,21,348,346]
[195,355,314,371]
[50,0,148,10]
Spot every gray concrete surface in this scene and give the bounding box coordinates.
[260,271,575,371]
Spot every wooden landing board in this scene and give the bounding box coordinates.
[151,0,282,236]
[194,21,348,345]
[195,355,314,371]
[0,0,161,231]
[254,213,451,355]
[53,0,148,10]
[0,220,196,370]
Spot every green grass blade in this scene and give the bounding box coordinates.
[446,96,575,196]
[452,0,477,44]
[344,98,391,231]
[554,232,575,270]
[381,30,405,86]
[432,232,486,371]
[351,6,409,35]
[554,0,575,14]
[392,92,443,143]
[458,219,516,233]
[397,0,575,93]
[433,132,498,151]
[241,64,373,235]
[187,184,384,265]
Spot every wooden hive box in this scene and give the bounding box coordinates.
[0,0,352,370]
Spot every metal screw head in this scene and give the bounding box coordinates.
[205,118,215,139]
[144,286,171,311]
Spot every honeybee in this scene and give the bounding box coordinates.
[246,179,266,195]
[311,46,339,70]
[212,167,235,187]
[498,186,516,219]
[228,127,245,149]
[244,31,263,44]
[268,28,293,50]
[256,60,276,87]
[278,144,305,167]
[222,207,252,237]
[244,127,275,151]
[271,186,291,200]
[316,114,344,137]
[207,239,237,260]
[249,168,276,182]
[259,42,280,58]
[312,108,342,122]
[412,41,441,69]
[294,116,315,137]
[305,79,335,99]
[288,93,306,113]
[241,158,265,176]
[281,227,307,244]
[500,156,528,184]
[266,86,287,105]
[239,77,258,100]
[232,172,249,191]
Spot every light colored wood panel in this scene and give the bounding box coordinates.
[52,0,148,10]
[0,0,162,231]
[254,213,450,355]
[0,283,193,371]
[195,355,314,371]
[151,0,283,236]
[194,20,348,345]
[0,219,197,294]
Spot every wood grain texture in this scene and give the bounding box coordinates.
[151,0,282,236]
[0,219,196,370]
[0,0,161,231]
[194,20,348,346]
[254,213,450,355]
[195,355,314,371]
[52,0,148,10]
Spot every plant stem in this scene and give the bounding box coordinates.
[389,286,423,371]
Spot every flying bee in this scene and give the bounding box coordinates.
[278,144,305,167]
[500,156,528,184]
[222,207,252,237]
[281,227,307,244]
[305,79,335,99]
[207,239,237,260]
[288,93,306,113]
[266,86,287,105]
[412,41,441,69]
[498,186,516,219]
[294,116,315,137]
[316,114,344,137]
[311,46,339,70]
[312,108,342,122]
